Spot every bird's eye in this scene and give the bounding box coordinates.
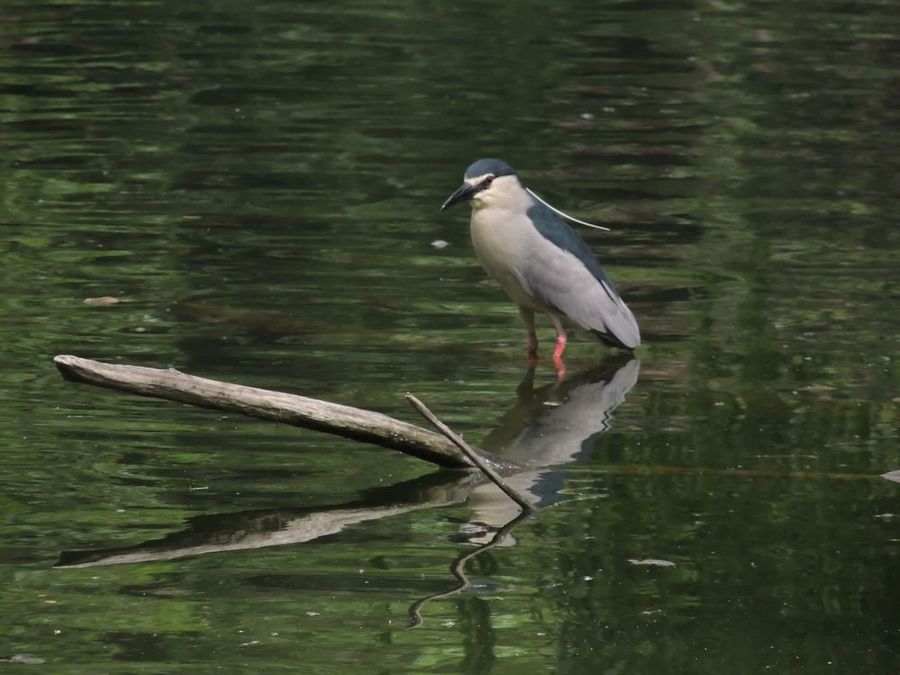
[483,176,494,188]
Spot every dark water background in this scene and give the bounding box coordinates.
[1,1,898,672]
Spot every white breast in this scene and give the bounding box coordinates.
[469,206,543,310]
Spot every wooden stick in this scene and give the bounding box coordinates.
[405,393,535,512]
[52,355,522,473]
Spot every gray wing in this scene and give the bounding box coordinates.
[520,201,641,349]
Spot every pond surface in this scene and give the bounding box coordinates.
[1,0,898,672]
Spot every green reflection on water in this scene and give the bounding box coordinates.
[1,0,898,672]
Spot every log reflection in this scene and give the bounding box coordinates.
[56,356,639,569]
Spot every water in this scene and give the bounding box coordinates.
[2,0,898,672]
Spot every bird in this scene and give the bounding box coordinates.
[440,158,640,372]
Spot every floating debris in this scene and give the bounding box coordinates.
[83,296,122,306]
[628,558,675,567]
[1,655,46,665]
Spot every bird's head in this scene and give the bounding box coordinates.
[440,158,520,212]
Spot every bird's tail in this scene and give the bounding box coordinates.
[592,298,641,350]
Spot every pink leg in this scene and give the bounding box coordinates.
[549,315,567,377]
[552,333,567,373]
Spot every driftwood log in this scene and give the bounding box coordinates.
[52,355,523,473]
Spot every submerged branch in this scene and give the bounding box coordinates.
[406,393,535,512]
[52,355,522,473]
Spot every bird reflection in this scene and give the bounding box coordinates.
[485,354,639,468]
[458,356,640,544]
[55,356,639,569]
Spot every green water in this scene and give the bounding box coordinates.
[2,1,898,672]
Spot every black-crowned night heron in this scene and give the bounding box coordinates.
[441,158,640,371]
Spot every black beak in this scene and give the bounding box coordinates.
[440,182,480,212]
